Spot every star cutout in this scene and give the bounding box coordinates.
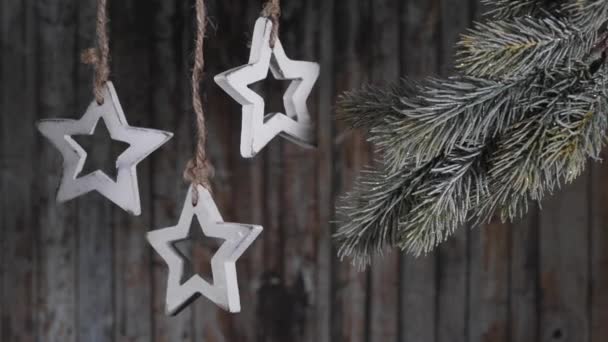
[72,119,130,181]
[147,185,263,314]
[37,82,173,216]
[214,17,320,158]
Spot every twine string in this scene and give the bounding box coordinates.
[262,0,281,48]
[81,0,110,105]
[184,0,214,205]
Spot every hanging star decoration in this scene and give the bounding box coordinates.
[214,17,320,158]
[37,82,173,216]
[147,185,263,314]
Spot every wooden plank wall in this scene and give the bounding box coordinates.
[1,0,607,341]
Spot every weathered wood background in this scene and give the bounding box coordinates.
[1,0,607,341]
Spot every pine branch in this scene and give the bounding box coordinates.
[482,0,569,18]
[336,81,419,131]
[567,0,608,32]
[336,63,608,265]
[334,0,608,266]
[335,159,435,267]
[476,65,608,222]
[396,143,490,256]
[367,65,586,169]
[457,15,595,78]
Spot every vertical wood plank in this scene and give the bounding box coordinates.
[511,212,540,342]
[0,1,38,341]
[75,1,114,341]
[279,1,326,341]
[436,1,473,342]
[332,1,372,341]
[467,3,510,341]
[539,175,590,342]
[191,1,257,341]
[111,0,159,341]
[399,0,440,341]
[254,3,290,341]
[36,1,79,341]
[192,0,230,338]
[202,2,269,341]
[316,0,336,341]
[468,221,510,342]
[591,158,608,342]
[368,0,402,340]
[151,0,194,341]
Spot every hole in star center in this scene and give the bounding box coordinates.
[249,73,297,121]
[173,216,224,285]
[72,118,131,182]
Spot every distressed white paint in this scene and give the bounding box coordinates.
[214,17,320,158]
[147,185,263,315]
[37,82,173,216]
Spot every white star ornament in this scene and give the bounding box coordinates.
[147,186,263,314]
[36,82,173,216]
[214,17,320,158]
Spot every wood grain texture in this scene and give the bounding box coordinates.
[315,0,336,341]
[435,1,473,342]
[469,221,510,342]
[76,1,114,342]
[207,2,267,342]
[279,2,322,341]
[510,212,540,342]
[368,1,401,341]
[36,1,79,341]
[2,1,608,341]
[1,1,38,341]
[539,174,591,342]
[193,1,246,340]
[150,0,194,340]
[399,1,440,341]
[332,1,372,342]
[591,159,608,342]
[111,1,160,341]
[467,3,510,342]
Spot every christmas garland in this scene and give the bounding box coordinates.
[335,0,608,266]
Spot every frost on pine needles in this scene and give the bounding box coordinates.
[335,0,608,267]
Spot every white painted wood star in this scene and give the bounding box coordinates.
[37,82,173,216]
[147,185,263,314]
[214,17,320,158]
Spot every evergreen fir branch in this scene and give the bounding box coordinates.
[369,73,534,167]
[370,76,525,167]
[567,0,608,33]
[482,0,569,18]
[476,66,608,222]
[336,64,607,264]
[336,81,420,130]
[334,159,435,267]
[334,0,608,266]
[396,143,490,256]
[456,15,594,78]
[367,64,595,169]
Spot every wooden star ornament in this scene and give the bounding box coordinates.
[37,82,173,216]
[214,17,320,158]
[147,185,263,314]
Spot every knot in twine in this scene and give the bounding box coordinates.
[81,48,110,104]
[183,157,215,203]
[262,0,281,48]
[82,0,110,105]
